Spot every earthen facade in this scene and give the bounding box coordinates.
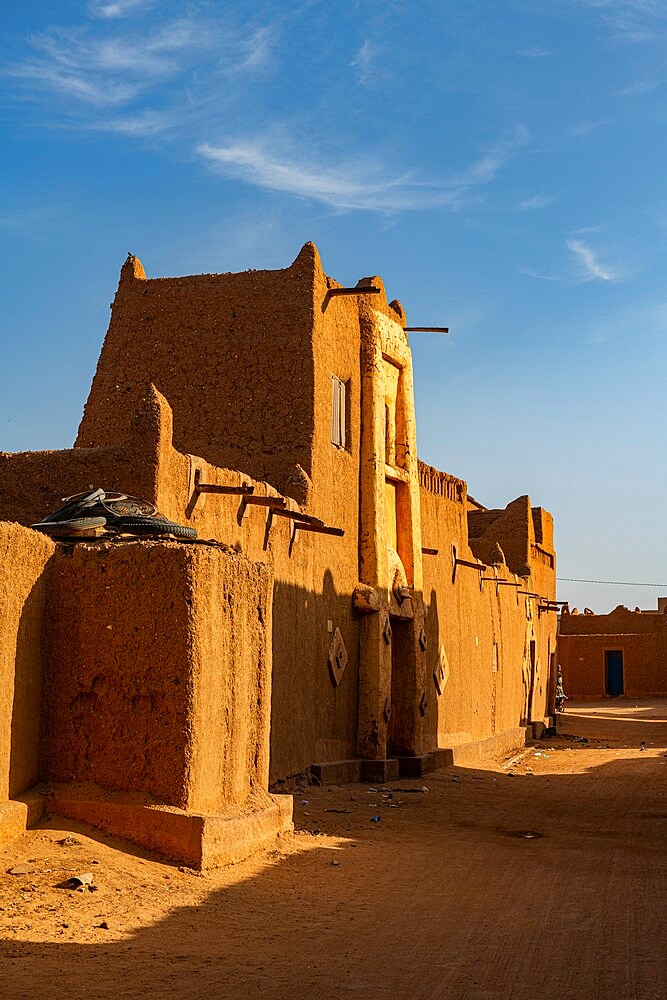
[559,604,667,699]
[0,245,557,864]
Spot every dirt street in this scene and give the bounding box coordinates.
[0,701,665,1000]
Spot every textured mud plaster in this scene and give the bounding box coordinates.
[353,287,429,762]
[419,469,557,746]
[188,545,273,813]
[0,386,173,528]
[77,246,321,505]
[0,525,54,799]
[559,605,667,698]
[42,540,273,813]
[469,496,533,575]
[267,258,365,779]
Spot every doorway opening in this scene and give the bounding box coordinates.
[525,639,537,724]
[605,650,624,697]
[388,619,415,757]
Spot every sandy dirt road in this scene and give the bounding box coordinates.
[0,700,665,1000]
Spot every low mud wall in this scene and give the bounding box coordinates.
[41,539,273,813]
[0,524,54,799]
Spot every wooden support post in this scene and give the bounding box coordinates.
[452,544,487,584]
[196,483,255,496]
[457,558,487,571]
[288,521,345,557]
[243,494,286,534]
[404,327,449,334]
[293,523,344,536]
[242,496,286,508]
[326,286,381,297]
[268,508,324,526]
[264,506,324,546]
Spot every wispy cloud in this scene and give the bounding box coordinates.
[522,228,629,283]
[515,44,551,57]
[2,7,529,215]
[3,10,273,128]
[155,204,288,277]
[520,267,563,282]
[6,21,207,108]
[616,77,660,95]
[569,224,606,236]
[197,126,530,212]
[77,108,185,137]
[574,1,667,43]
[566,238,621,281]
[351,40,376,85]
[197,141,395,209]
[570,118,613,137]
[516,193,554,211]
[452,126,530,185]
[0,204,66,234]
[578,331,609,344]
[88,0,154,18]
[569,297,667,347]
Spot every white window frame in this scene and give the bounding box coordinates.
[331,376,346,449]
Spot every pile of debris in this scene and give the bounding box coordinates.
[31,488,196,541]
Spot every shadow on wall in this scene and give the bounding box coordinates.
[271,569,361,781]
[0,751,662,999]
[9,577,47,799]
[269,573,444,782]
[423,587,442,739]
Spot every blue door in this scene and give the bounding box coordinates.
[605,650,624,697]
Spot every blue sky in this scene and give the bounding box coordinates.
[1,0,666,612]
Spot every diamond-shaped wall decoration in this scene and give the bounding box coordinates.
[433,644,450,696]
[383,696,392,723]
[328,627,348,687]
[383,617,392,645]
[419,625,428,651]
[419,691,428,716]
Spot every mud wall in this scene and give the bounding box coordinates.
[560,607,665,636]
[113,256,371,782]
[267,266,366,778]
[419,470,556,745]
[559,608,667,698]
[468,496,532,572]
[42,239,366,783]
[0,524,54,799]
[76,248,320,505]
[42,540,273,811]
[0,388,172,528]
[188,545,274,813]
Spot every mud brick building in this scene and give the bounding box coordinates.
[0,244,558,865]
[559,602,667,699]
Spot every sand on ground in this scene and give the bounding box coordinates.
[0,700,665,1000]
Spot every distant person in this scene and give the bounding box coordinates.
[556,670,567,713]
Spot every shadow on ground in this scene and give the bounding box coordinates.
[0,711,665,1000]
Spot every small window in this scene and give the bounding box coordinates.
[331,376,346,448]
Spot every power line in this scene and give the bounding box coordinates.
[557,577,667,588]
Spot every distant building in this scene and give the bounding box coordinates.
[558,601,667,699]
